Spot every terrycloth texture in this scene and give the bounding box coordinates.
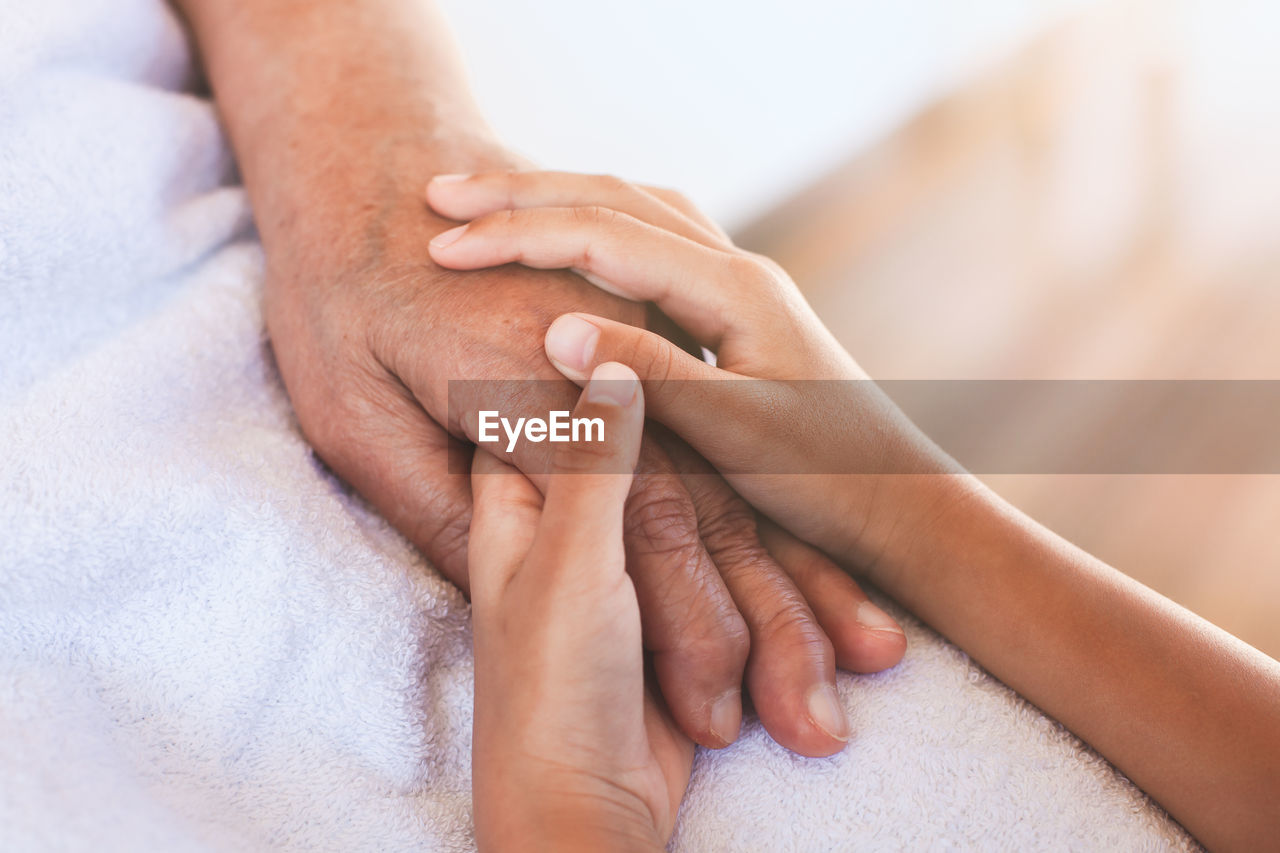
[0,1,1198,850]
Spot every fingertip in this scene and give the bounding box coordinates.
[829,609,908,674]
[758,522,909,675]
[753,683,853,758]
[429,224,469,251]
[851,601,908,670]
[584,361,640,407]
[751,660,856,757]
[424,173,471,217]
[708,689,743,748]
[426,173,472,203]
[568,362,644,477]
[545,314,601,381]
[651,639,750,751]
[804,683,851,746]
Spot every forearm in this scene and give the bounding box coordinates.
[173,0,511,265]
[870,478,1280,850]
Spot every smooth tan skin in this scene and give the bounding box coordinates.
[171,0,909,759]
[429,170,1280,852]
[470,363,691,853]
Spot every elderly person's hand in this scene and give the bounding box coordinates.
[470,362,692,852]
[174,0,907,758]
[273,173,906,757]
[424,168,952,580]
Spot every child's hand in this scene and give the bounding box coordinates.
[469,362,693,852]
[426,171,965,574]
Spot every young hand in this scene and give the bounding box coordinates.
[425,170,966,578]
[469,362,693,852]
[434,172,1280,853]
[428,173,916,757]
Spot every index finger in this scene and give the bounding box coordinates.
[428,207,762,348]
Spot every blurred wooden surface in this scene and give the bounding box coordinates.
[736,1,1280,657]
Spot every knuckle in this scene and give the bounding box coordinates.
[504,169,530,204]
[756,599,821,646]
[775,538,840,586]
[699,509,763,570]
[572,204,615,227]
[649,580,751,668]
[745,250,788,279]
[491,207,520,229]
[668,190,696,213]
[595,173,632,195]
[621,330,677,385]
[624,478,700,558]
[653,185,693,211]
[724,252,780,293]
[721,611,752,661]
[676,610,751,669]
[681,475,764,561]
[469,208,519,239]
[569,206,621,268]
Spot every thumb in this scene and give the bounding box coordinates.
[545,313,768,473]
[527,362,646,579]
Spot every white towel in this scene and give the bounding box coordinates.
[0,1,1198,850]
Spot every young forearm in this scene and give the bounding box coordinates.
[869,478,1280,850]
[411,159,1279,846]
[173,0,510,261]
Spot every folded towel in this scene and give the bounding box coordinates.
[0,1,1197,849]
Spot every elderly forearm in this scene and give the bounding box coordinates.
[173,0,508,261]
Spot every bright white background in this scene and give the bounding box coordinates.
[437,0,1086,230]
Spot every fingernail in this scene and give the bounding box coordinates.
[431,173,471,184]
[430,224,468,249]
[585,362,637,406]
[806,683,850,742]
[545,314,599,376]
[856,600,904,636]
[709,690,742,746]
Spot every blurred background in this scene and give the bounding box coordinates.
[438,0,1280,657]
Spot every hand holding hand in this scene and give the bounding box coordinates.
[454,175,1280,853]
[425,170,966,578]
[275,164,906,756]
[469,362,692,852]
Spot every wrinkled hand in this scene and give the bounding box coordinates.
[264,161,905,755]
[423,168,961,580]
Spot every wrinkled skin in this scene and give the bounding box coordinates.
[262,166,900,756]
